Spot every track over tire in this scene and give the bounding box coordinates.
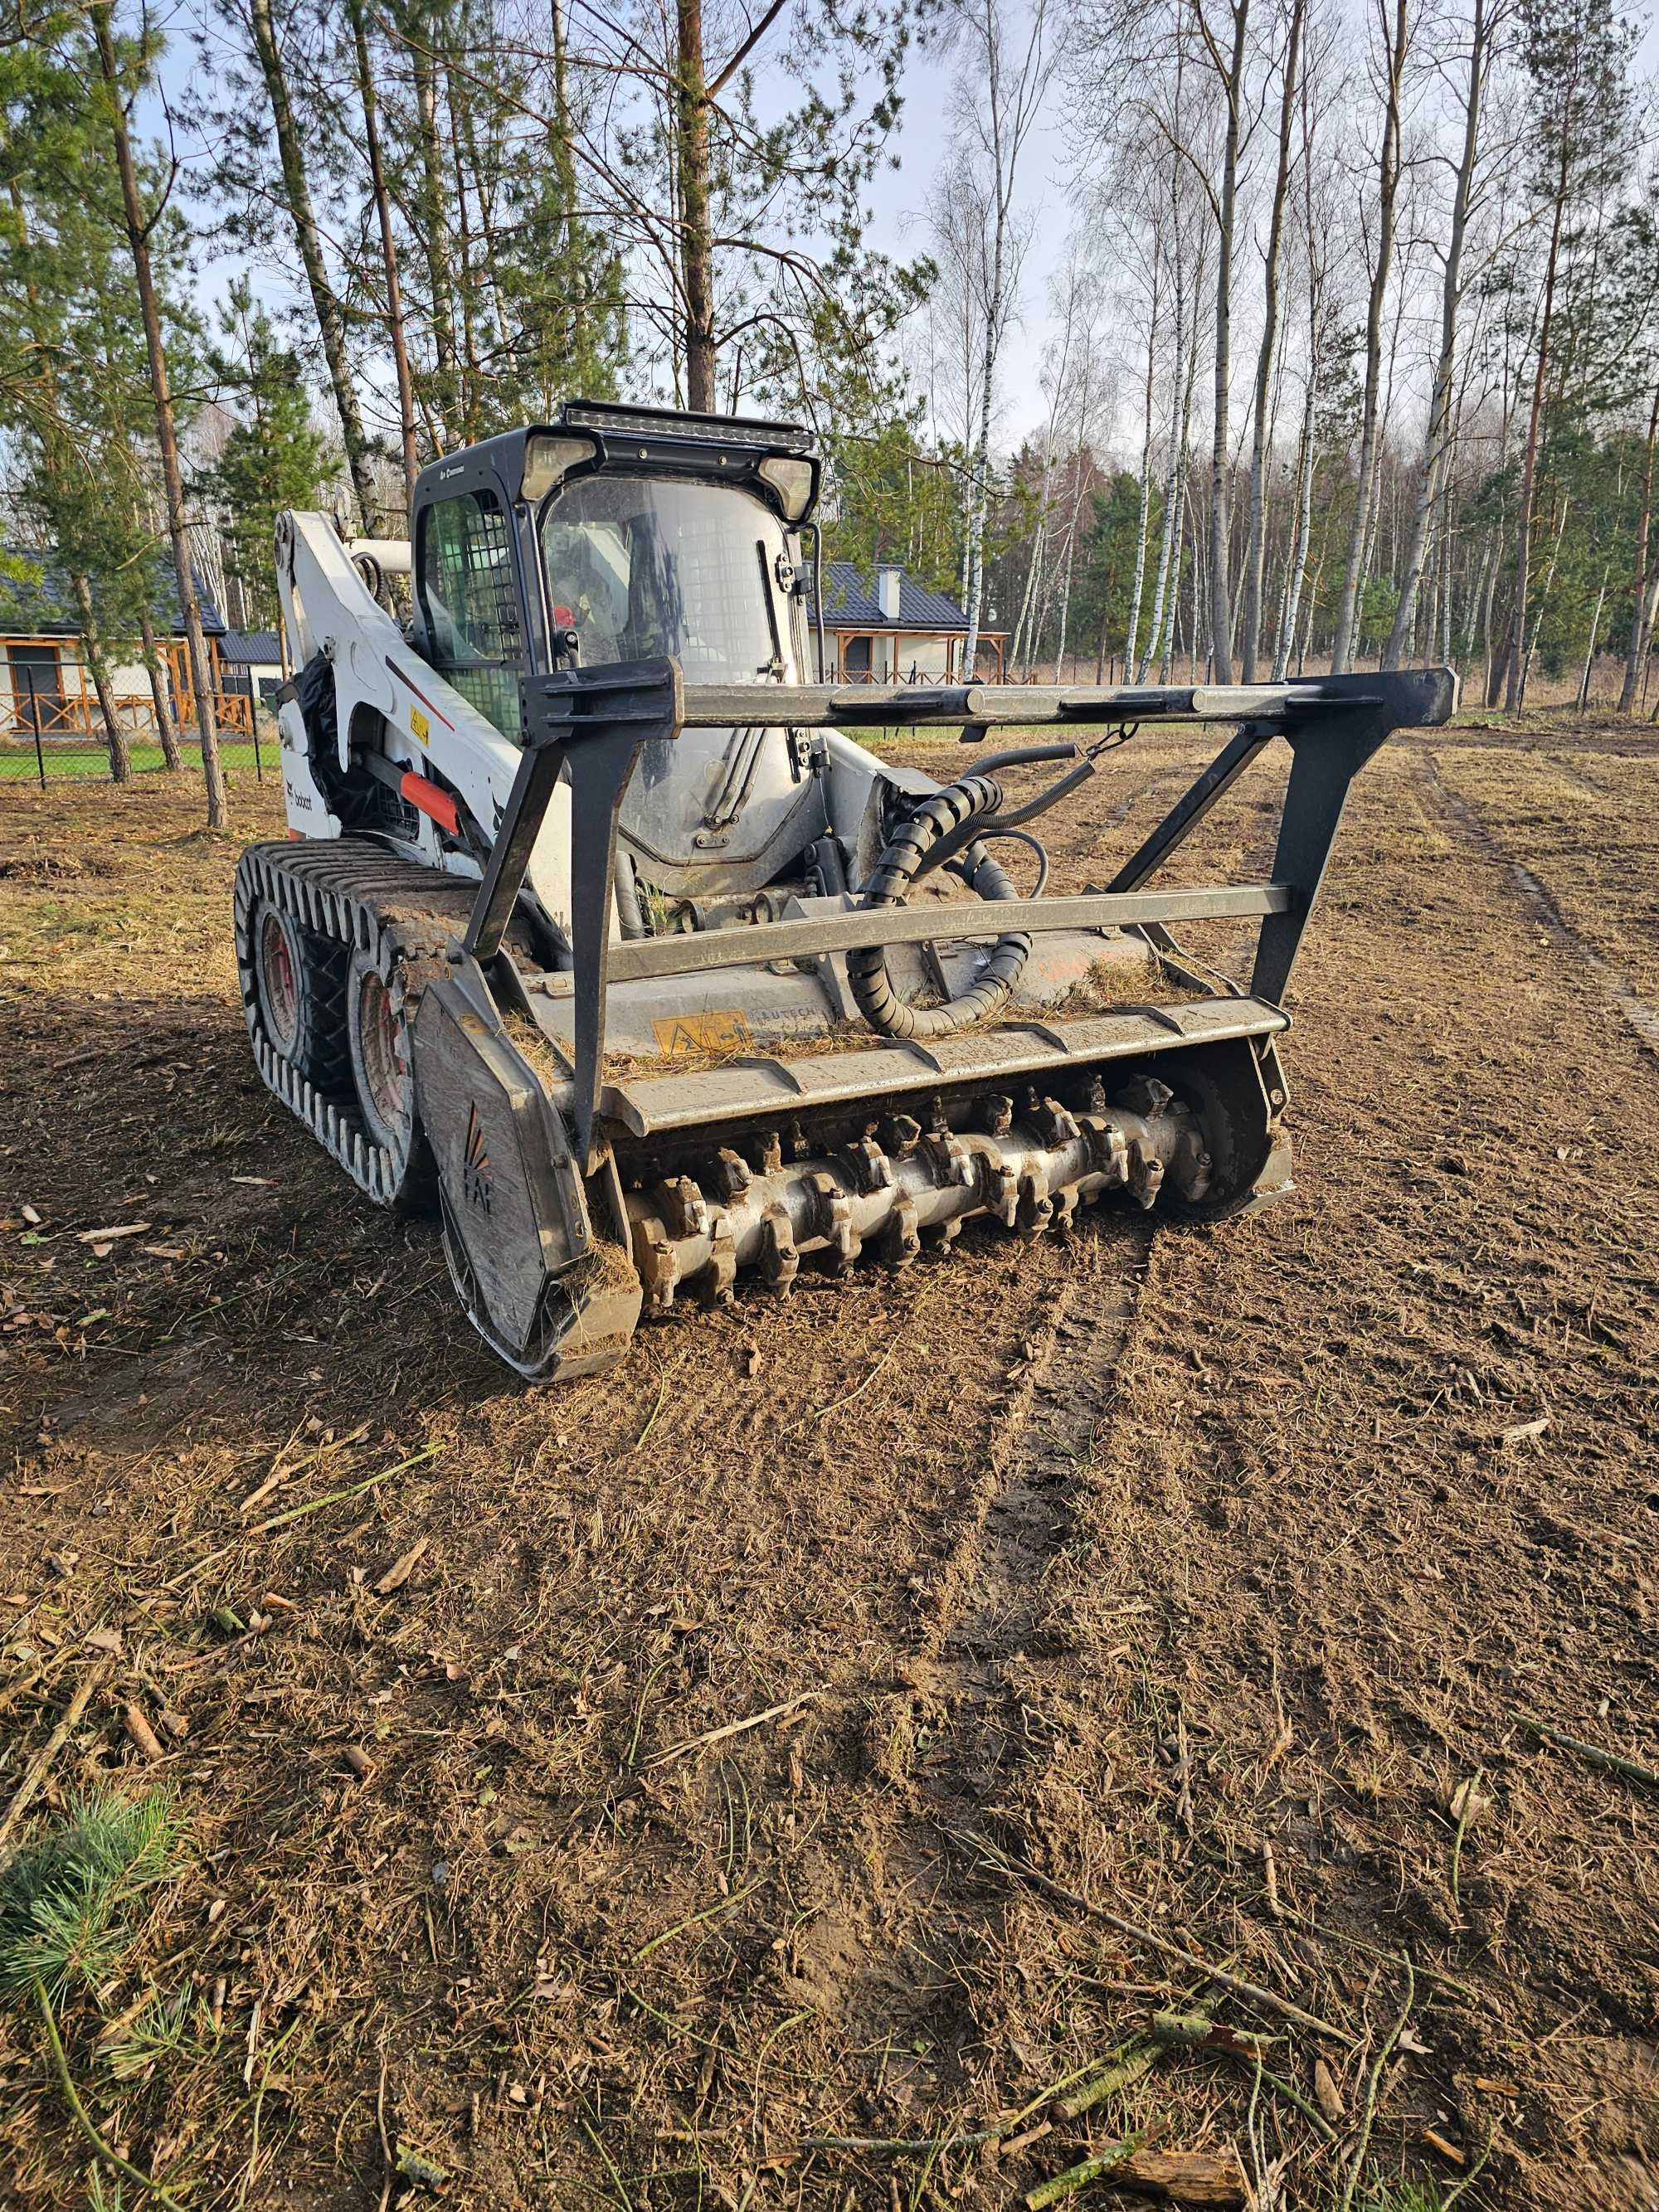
[249,897,306,1062]
[345,939,424,1202]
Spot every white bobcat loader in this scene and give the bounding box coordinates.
[235,399,1455,1378]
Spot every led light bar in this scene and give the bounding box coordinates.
[560,400,815,455]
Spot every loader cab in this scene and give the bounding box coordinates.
[412,405,828,895]
[411,406,820,729]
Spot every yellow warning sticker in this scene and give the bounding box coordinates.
[650,1009,752,1057]
[410,705,430,741]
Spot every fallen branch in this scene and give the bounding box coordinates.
[1336,1962,1415,2212]
[0,1660,112,1848]
[647,1691,818,1768]
[162,1443,444,1592]
[1510,1709,1659,1790]
[36,1981,186,2210]
[955,1831,1358,2047]
[1058,2038,1159,2119]
[1026,2125,1158,2210]
[1238,2054,1338,2146]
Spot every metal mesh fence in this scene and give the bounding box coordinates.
[0,654,270,785]
[0,727,269,785]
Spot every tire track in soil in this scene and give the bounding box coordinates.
[1416,749,1659,1057]
[896,1218,1156,1858]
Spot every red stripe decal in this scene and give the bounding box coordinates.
[401,771,460,836]
[387,656,455,731]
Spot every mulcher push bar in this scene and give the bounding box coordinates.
[468,662,1457,1169]
[676,679,1383,728]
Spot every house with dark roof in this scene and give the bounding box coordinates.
[0,548,246,741]
[218,630,285,710]
[818,561,1007,683]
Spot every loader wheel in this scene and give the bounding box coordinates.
[338,937,425,1212]
[253,902,304,1059]
[250,896,348,1091]
[347,937,416,1150]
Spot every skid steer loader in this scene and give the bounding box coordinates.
[236,399,1455,1379]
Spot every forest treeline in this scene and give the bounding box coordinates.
[0,0,1656,824]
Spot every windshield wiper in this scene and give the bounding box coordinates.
[756,539,785,682]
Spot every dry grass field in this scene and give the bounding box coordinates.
[0,709,1655,2212]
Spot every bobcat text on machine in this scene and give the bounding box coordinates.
[235,398,1456,1379]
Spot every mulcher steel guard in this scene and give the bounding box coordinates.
[401,661,1455,1377]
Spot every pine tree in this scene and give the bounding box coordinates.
[0,7,197,778]
[208,280,329,630]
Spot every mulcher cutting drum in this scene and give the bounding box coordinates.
[241,405,1457,1380]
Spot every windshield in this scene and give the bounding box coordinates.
[540,475,791,683]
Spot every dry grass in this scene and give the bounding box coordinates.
[0,724,1655,2209]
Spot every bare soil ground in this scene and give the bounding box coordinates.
[0,716,1655,2212]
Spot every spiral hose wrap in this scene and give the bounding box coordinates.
[847,775,1031,1039]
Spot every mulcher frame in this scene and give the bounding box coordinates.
[459,661,1457,1174]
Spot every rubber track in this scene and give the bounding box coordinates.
[234,839,495,1210]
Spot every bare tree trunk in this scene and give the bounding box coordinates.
[69,571,129,778]
[139,603,182,770]
[1503,143,1572,714]
[445,62,483,437]
[1141,195,1190,682]
[549,0,584,370]
[401,1,460,440]
[1275,386,1317,679]
[353,0,419,513]
[1618,373,1659,713]
[247,0,377,532]
[675,0,717,410]
[1518,490,1569,707]
[1387,0,1489,665]
[1240,0,1303,682]
[1159,469,1189,683]
[1330,0,1410,673]
[1123,292,1158,680]
[92,1,226,829]
[1205,0,1252,683]
[1579,562,1610,708]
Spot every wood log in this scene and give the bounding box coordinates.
[1105,2148,1253,2207]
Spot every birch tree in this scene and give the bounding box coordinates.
[1384,0,1506,665]
[936,0,1057,680]
[1328,0,1411,673]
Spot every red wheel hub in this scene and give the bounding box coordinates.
[358,970,405,1126]
[259,912,299,1049]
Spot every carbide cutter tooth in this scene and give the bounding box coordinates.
[805,1170,858,1274]
[760,1203,798,1294]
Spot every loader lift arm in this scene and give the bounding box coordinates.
[471,662,1457,1173]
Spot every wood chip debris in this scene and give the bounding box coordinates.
[1102,2148,1252,2206]
[1501,1416,1549,1446]
[124,1703,167,1762]
[76,1223,152,1245]
[1313,2059,1345,2124]
[374,1537,430,1595]
[1423,2127,1466,2165]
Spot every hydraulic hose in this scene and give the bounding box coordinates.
[848,775,1030,1039]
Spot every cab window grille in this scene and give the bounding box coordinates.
[419,490,523,738]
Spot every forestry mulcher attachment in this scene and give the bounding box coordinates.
[236,401,1455,1379]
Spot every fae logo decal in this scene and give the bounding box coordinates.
[462,1103,493,1213]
